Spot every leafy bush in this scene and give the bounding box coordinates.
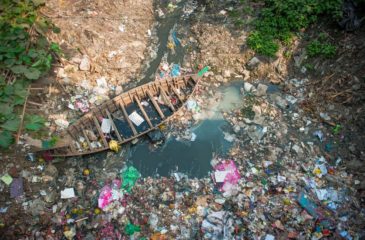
[307,40,337,58]
[247,0,343,56]
[0,0,60,148]
[247,31,279,57]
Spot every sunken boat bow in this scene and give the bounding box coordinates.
[37,75,201,157]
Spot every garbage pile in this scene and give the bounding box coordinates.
[1,71,364,239]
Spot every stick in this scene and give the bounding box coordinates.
[75,217,88,223]
[28,101,42,107]
[16,86,30,144]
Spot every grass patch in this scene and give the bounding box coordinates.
[246,0,343,56]
[307,40,336,58]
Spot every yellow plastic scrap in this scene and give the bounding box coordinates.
[109,140,120,152]
[82,142,88,149]
[313,168,322,175]
[159,124,166,131]
[283,198,291,205]
[188,206,197,214]
[167,41,175,51]
[94,208,101,215]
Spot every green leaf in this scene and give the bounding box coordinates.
[0,130,14,148]
[0,103,13,119]
[31,59,42,68]
[25,114,45,131]
[0,76,5,86]
[50,42,61,53]
[13,83,27,105]
[32,0,46,6]
[4,58,15,66]
[24,68,41,80]
[4,85,14,96]
[20,54,32,65]
[13,96,25,105]
[28,49,38,58]
[52,26,61,34]
[11,65,28,74]
[1,117,20,132]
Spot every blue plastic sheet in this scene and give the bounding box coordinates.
[170,64,181,77]
[297,191,319,218]
[172,31,181,46]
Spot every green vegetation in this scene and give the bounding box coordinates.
[0,0,60,148]
[246,0,343,56]
[306,34,337,58]
[307,40,336,58]
[228,1,254,28]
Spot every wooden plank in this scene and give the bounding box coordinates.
[92,116,108,147]
[67,128,76,140]
[171,86,184,103]
[146,89,165,119]
[187,78,195,88]
[134,95,153,128]
[159,87,175,112]
[191,74,199,83]
[119,102,138,136]
[69,142,77,153]
[105,109,123,142]
[82,130,92,149]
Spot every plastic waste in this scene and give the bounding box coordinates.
[313,130,324,142]
[172,31,181,46]
[98,185,113,209]
[10,178,23,198]
[25,152,36,162]
[170,64,181,77]
[109,140,120,153]
[148,213,159,230]
[313,157,328,178]
[198,66,209,77]
[1,174,13,185]
[186,99,197,111]
[61,188,75,199]
[213,160,240,194]
[124,223,141,235]
[265,234,275,240]
[121,166,141,192]
[297,191,319,218]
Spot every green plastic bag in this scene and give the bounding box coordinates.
[124,223,141,236]
[121,166,141,192]
[198,66,209,77]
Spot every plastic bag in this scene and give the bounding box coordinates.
[170,64,181,77]
[98,185,113,209]
[198,66,209,77]
[213,160,241,193]
[124,223,141,235]
[121,166,141,192]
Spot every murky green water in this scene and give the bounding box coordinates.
[128,82,244,177]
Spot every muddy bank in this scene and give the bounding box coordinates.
[43,0,154,87]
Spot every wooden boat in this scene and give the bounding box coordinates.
[37,74,201,157]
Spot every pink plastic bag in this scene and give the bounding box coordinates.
[98,186,113,209]
[214,160,240,192]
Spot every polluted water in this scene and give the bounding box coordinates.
[128,81,244,177]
